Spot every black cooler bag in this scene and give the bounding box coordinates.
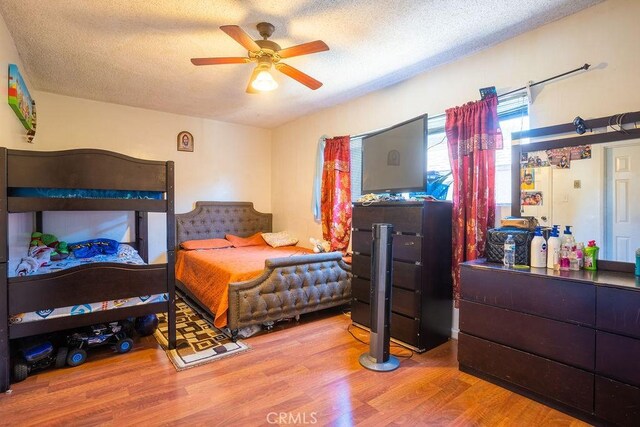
[486,228,534,265]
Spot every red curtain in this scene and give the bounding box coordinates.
[321,136,351,252]
[445,96,502,306]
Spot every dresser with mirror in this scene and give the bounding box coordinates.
[459,111,640,426]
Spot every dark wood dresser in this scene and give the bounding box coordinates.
[459,260,640,426]
[350,200,453,352]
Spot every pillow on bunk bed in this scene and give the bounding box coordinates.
[68,238,119,258]
[261,231,299,248]
[180,238,233,250]
[225,232,267,248]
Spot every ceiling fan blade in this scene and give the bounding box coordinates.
[278,40,329,59]
[191,57,250,66]
[275,63,322,90]
[220,25,261,52]
[246,67,261,94]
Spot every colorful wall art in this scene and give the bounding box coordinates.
[8,64,35,131]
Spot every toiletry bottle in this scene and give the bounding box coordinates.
[635,248,640,277]
[553,249,560,271]
[561,225,575,250]
[547,227,561,269]
[504,235,515,268]
[560,249,570,271]
[584,240,599,271]
[576,242,584,269]
[530,226,547,268]
[569,252,579,271]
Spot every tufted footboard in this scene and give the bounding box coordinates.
[227,251,351,334]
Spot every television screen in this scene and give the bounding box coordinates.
[361,114,427,194]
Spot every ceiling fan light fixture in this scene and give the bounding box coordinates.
[251,70,278,91]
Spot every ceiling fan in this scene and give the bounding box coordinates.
[191,22,329,93]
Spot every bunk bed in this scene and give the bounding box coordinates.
[0,148,176,392]
[175,201,352,341]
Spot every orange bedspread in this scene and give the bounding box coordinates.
[175,245,313,328]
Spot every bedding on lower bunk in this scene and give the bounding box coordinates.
[8,243,167,324]
[9,243,145,277]
[175,245,313,328]
[9,293,168,325]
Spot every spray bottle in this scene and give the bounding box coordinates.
[584,240,600,271]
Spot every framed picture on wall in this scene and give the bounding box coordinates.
[177,131,194,152]
[8,64,35,131]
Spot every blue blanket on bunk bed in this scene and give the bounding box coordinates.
[8,188,163,199]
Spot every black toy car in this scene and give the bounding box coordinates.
[65,321,133,367]
[12,340,68,382]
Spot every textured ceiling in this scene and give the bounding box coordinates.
[0,0,601,128]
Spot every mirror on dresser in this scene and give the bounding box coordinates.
[510,112,640,263]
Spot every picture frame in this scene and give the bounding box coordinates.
[177,131,194,152]
[8,64,35,131]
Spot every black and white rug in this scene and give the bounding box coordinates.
[154,297,250,371]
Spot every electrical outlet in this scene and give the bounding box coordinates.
[574,180,581,189]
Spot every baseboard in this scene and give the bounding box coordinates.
[451,327,459,340]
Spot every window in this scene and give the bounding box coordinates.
[351,94,529,203]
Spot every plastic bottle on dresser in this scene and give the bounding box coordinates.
[546,227,561,269]
[576,242,584,268]
[530,226,547,268]
[584,240,599,271]
[561,225,575,250]
[503,235,515,268]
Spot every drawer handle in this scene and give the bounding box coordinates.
[404,242,415,246]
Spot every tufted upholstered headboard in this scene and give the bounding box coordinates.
[176,201,272,248]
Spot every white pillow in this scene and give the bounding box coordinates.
[261,231,299,248]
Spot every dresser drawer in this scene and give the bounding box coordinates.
[460,300,595,370]
[596,331,640,387]
[458,333,594,413]
[460,265,595,326]
[352,254,421,291]
[352,206,423,234]
[597,286,640,339]
[595,375,640,427]
[352,231,421,262]
[351,299,421,348]
[350,278,420,318]
[351,254,371,278]
[351,277,371,302]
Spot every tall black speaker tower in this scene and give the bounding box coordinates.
[359,223,400,371]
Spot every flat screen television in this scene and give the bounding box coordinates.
[361,114,428,195]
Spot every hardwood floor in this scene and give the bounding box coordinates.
[1,310,588,426]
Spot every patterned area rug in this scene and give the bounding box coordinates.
[154,297,250,371]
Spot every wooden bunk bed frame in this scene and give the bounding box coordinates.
[175,201,352,341]
[0,148,176,392]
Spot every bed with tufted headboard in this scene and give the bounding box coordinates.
[175,201,351,340]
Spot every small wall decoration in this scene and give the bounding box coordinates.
[521,191,543,206]
[177,131,194,152]
[520,168,535,190]
[8,64,35,131]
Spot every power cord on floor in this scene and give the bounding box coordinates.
[347,324,413,359]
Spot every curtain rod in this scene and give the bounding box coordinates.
[351,63,591,138]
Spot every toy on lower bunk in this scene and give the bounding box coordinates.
[15,232,69,276]
[64,320,134,367]
[12,338,69,382]
[11,315,157,382]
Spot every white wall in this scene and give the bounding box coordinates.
[30,92,272,263]
[1,12,272,264]
[271,0,640,332]
[0,10,36,258]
